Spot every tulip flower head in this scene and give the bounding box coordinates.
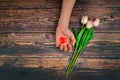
[86,21,93,29]
[93,19,100,27]
[81,16,88,24]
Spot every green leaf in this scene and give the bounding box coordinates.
[66,26,86,78]
[85,28,94,44]
[66,48,77,77]
[77,28,88,52]
[66,28,94,77]
[72,27,78,40]
[66,27,94,78]
[76,25,85,47]
[66,45,85,78]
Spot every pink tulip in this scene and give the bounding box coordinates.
[93,19,100,27]
[81,16,88,24]
[86,21,93,29]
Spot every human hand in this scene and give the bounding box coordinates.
[56,26,75,52]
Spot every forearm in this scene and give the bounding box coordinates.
[58,0,76,28]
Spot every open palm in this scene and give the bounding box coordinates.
[56,27,75,52]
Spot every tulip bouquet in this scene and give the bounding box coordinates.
[66,16,100,77]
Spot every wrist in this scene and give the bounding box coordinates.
[57,20,69,29]
[57,23,69,29]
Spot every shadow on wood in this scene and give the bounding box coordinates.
[0,67,120,80]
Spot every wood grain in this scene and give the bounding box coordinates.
[0,0,120,32]
[0,32,119,58]
[0,0,120,79]
[0,67,120,80]
[0,57,120,70]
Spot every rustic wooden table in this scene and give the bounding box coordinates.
[0,0,120,80]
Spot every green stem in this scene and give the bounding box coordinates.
[76,24,85,48]
[66,29,88,77]
[66,27,86,77]
[66,27,94,77]
[85,28,94,43]
[66,25,86,76]
[66,45,85,78]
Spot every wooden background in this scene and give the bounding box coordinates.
[0,0,120,80]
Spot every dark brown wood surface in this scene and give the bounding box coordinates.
[0,0,120,80]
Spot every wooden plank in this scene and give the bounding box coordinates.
[0,9,119,32]
[0,32,119,58]
[68,70,120,80]
[76,0,120,7]
[0,0,120,32]
[0,33,120,44]
[0,9,59,32]
[0,44,119,58]
[0,57,120,70]
[0,34,119,56]
[0,0,119,9]
[0,67,120,80]
[0,0,61,9]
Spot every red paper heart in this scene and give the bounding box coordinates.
[60,37,67,44]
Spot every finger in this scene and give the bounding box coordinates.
[69,49,72,52]
[56,42,60,47]
[70,36,76,46]
[68,44,72,52]
[68,44,72,50]
[63,45,68,52]
[60,44,64,50]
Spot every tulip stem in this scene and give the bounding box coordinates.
[66,26,86,77]
[66,27,94,78]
